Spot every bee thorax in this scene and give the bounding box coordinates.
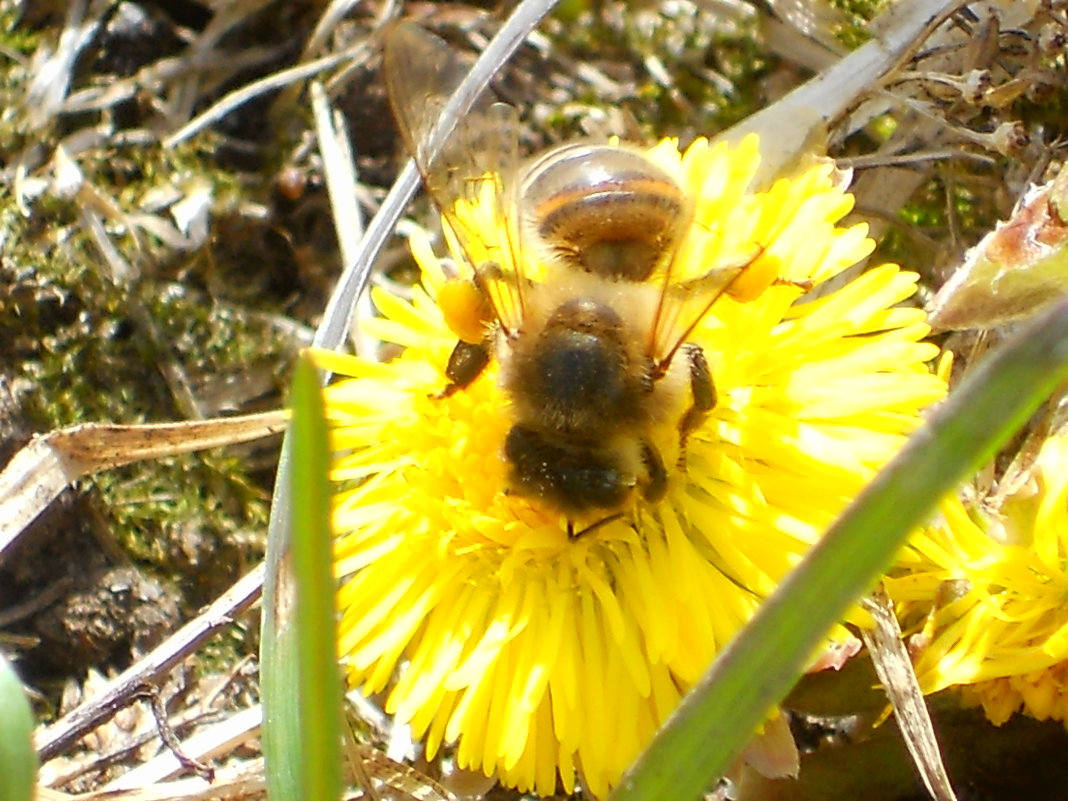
[505,298,649,435]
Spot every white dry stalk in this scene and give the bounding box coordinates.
[862,590,959,801]
[102,706,263,791]
[724,0,975,181]
[0,412,288,561]
[37,762,266,801]
[308,82,376,356]
[302,0,366,62]
[24,0,106,131]
[163,44,371,149]
[34,566,266,765]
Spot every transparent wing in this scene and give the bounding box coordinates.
[647,226,766,370]
[382,22,526,334]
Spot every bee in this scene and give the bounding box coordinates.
[383,23,775,525]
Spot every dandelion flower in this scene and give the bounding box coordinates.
[320,135,946,797]
[888,432,1068,727]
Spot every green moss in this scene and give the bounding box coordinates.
[817,0,891,48]
[94,452,270,597]
[539,4,767,143]
[830,0,890,18]
[0,103,286,608]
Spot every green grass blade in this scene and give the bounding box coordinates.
[612,301,1068,801]
[260,442,300,799]
[262,355,341,801]
[0,654,37,801]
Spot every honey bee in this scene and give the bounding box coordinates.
[383,23,771,525]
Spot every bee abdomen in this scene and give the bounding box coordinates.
[505,426,633,514]
[522,144,688,281]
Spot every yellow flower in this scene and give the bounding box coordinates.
[319,135,946,797]
[887,433,1068,727]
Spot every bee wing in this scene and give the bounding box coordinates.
[383,22,526,334]
[648,243,765,368]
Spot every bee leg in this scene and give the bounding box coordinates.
[772,276,814,292]
[474,261,504,282]
[640,441,668,503]
[434,340,491,399]
[677,343,716,461]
